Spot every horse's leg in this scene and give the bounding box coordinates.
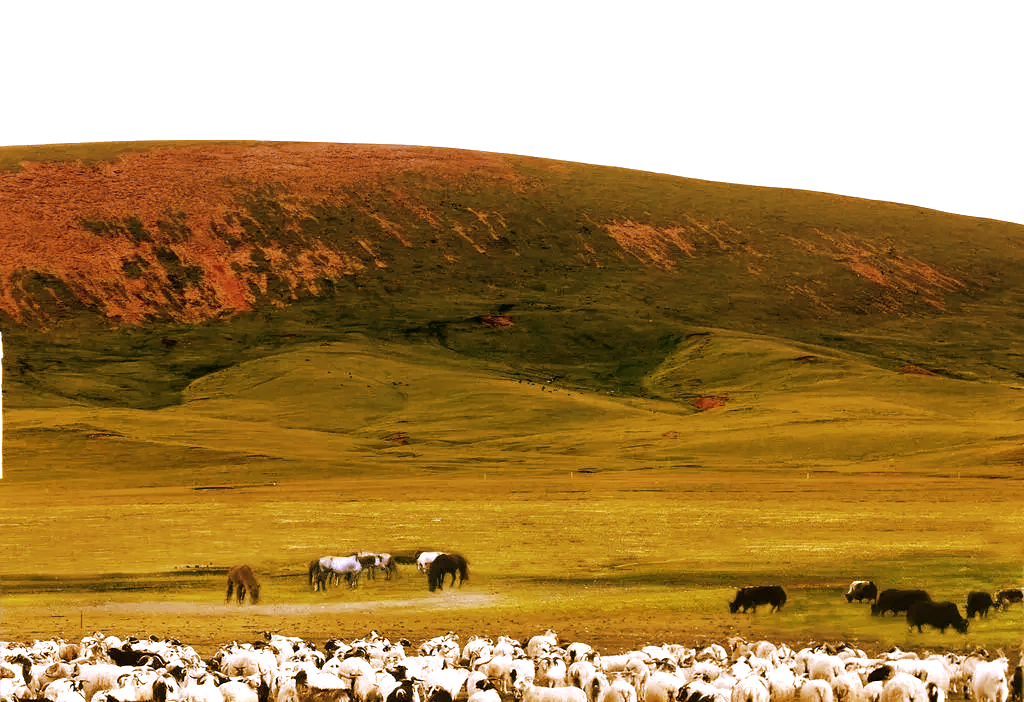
[226,579,234,604]
[238,583,246,605]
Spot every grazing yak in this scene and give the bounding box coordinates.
[996,589,1024,610]
[967,591,996,618]
[729,586,787,614]
[871,589,931,617]
[906,600,969,634]
[845,581,878,603]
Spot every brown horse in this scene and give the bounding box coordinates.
[225,565,260,605]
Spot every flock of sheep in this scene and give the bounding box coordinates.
[2,629,1021,702]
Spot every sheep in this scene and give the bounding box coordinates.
[600,678,639,702]
[643,672,686,702]
[697,648,729,667]
[514,677,588,702]
[420,668,468,702]
[537,656,569,688]
[527,633,560,661]
[474,654,514,693]
[383,680,418,702]
[467,679,500,702]
[861,682,884,702]
[180,675,225,702]
[880,673,931,702]
[567,646,599,666]
[808,656,846,683]
[798,681,835,702]
[292,669,352,702]
[512,660,538,687]
[218,678,261,702]
[679,679,727,702]
[731,677,769,702]
[972,660,1010,702]
[765,664,797,702]
[45,678,87,702]
[72,664,138,702]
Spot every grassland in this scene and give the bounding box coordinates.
[4,329,1024,657]
[2,141,1024,659]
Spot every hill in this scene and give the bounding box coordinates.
[3,140,1024,407]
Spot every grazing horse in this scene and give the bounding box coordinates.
[320,556,363,589]
[378,553,398,580]
[308,559,331,592]
[428,553,468,592]
[356,552,381,581]
[225,565,260,605]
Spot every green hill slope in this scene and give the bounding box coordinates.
[6,332,1021,491]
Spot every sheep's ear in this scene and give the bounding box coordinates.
[510,670,517,683]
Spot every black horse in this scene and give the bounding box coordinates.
[308,559,330,592]
[428,553,468,592]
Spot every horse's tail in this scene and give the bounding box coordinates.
[459,557,469,583]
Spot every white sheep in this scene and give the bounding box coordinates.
[514,677,588,702]
[599,678,638,702]
[880,673,927,702]
[765,663,797,702]
[972,660,1009,702]
[832,671,864,702]
[643,671,685,702]
[527,633,560,661]
[731,675,769,702]
[799,680,835,702]
[537,656,569,688]
[179,675,225,702]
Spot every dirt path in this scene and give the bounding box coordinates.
[88,593,503,615]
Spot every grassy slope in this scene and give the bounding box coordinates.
[8,330,1023,486]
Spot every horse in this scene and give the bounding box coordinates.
[378,553,398,580]
[428,553,468,592]
[225,565,260,605]
[320,555,362,589]
[356,552,381,581]
[417,551,443,573]
[308,559,331,592]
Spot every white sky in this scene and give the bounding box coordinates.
[2,0,1022,225]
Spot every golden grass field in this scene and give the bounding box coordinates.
[4,332,1024,658]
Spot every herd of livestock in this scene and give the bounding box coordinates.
[2,629,1023,702]
[225,552,468,606]
[726,582,1024,635]
[304,553,467,595]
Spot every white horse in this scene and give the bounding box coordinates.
[320,556,362,588]
[416,551,442,574]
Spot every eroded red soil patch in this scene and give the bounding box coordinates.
[693,396,728,410]
[479,314,514,328]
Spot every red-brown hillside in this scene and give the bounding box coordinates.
[1,141,1020,332]
[0,143,527,325]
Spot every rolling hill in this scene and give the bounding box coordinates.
[2,140,1023,486]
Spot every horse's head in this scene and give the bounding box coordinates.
[250,583,261,605]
